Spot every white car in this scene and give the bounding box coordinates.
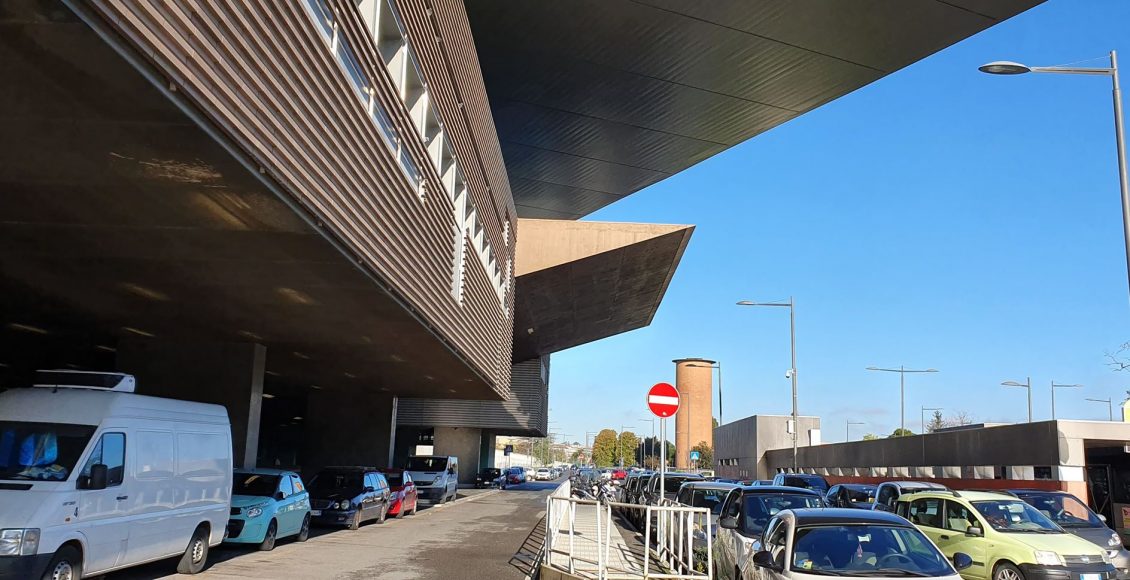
[713,486,826,580]
[535,468,552,480]
[727,508,971,580]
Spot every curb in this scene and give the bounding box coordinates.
[414,488,502,516]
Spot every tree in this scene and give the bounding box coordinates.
[569,449,583,463]
[591,429,618,467]
[691,441,713,468]
[862,433,879,441]
[617,431,640,467]
[948,410,975,426]
[531,438,553,465]
[926,410,946,433]
[643,455,660,469]
[1107,342,1130,371]
[713,417,719,429]
[889,428,914,438]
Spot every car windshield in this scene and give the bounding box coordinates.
[308,471,364,494]
[744,493,823,534]
[662,475,701,493]
[479,469,499,477]
[1018,493,1104,529]
[791,524,955,577]
[0,421,96,481]
[972,500,1063,533]
[691,488,729,514]
[232,472,281,497]
[406,457,447,471]
[783,475,829,493]
[384,473,403,486]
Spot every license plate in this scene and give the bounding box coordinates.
[310,510,321,516]
[1081,574,1102,580]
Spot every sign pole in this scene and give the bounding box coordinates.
[659,417,666,500]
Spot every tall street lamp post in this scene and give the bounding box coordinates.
[738,298,798,470]
[866,366,939,433]
[921,406,943,434]
[846,420,865,442]
[1088,397,1114,421]
[980,53,1130,302]
[1051,382,1083,420]
[687,362,724,425]
[1002,378,1033,423]
[639,418,655,466]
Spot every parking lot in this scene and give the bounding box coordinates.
[106,481,560,580]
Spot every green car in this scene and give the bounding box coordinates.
[896,490,1116,580]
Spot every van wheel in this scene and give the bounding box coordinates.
[258,520,277,551]
[176,525,209,574]
[42,545,82,580]
[296,514,311,542]
[994,562,1024,580]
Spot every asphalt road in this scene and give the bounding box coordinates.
[107,480,561,580]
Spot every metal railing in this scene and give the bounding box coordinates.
[544,480,712,579]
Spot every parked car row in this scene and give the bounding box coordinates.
[696,475,1130,580]
[0,374,461,579]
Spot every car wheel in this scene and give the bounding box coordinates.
[176,525,209,573]
[347,511,361,531]
[994,562,1025,580]
[376,503,387,524]
[296,514,311,542]
[258,520,277,551]
[395,501,405,518]
[42,545,82,580]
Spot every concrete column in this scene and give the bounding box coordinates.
[116,340,265,469]
[433,427,482,484]
[303,390,396,473]
[480,432,497,470]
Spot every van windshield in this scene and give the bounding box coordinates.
[406,457,447,471]
[0,421,96,481]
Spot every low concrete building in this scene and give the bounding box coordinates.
[714,414,822,480]
[762,420,1130,540]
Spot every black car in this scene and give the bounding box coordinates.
[307,466,392,529]
[825,483,876,509]
[475,467,504,489]
[771,472,830,494]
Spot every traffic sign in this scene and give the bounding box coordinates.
[647,382,680,418]
[689,450,700,461]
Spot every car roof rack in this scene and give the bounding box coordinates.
[964,489,1019,497]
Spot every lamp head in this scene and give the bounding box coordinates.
[1002,381,1026,387]
[979,61,1032,75]
[736,300,755,306]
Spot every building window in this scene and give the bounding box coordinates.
[1034,466,1053,480]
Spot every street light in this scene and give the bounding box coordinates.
[845,420,865,442]
[639,418,655,466]
[738,298,798,470]
[1002,378,1033,423]
[921,406,943,433]
[687,362,724,424]
[866,366,939,433]
[980,52,1130,302]
[1087,397,1114,421]
[1051,381,1083,420]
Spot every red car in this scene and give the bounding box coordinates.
[612,469,627,481]
[380,469,418,518]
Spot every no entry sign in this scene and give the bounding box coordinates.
[647,382,680,418]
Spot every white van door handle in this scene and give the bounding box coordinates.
[116,495,129,501]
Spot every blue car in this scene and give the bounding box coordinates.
[226,468,312,551]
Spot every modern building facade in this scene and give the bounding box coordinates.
[714,414,823,480]
[0,0,1044,478]
[673,358,715,469]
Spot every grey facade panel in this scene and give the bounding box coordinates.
[714,415,821,481]
[397,356,549,436]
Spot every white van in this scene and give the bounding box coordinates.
[0,370,232,579]
[405,455,458,503]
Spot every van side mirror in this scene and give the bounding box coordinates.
[719,515,738,529]
[953,553,973,571]
[85,464,108,490]
[448,467,456,475]
[966,526,983,537]
[753,550,781,571]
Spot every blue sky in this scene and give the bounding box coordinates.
[547,0,1130,445]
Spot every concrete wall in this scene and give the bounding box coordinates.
[673,358,713,469]
[714,415,821,480]
[117,340,265,469]
[433,426,483,484]
[303,391,396,474]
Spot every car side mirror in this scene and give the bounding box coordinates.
[85,464,108,490]
[1099,514,1108,523]
[753,550,781,571]
[364,486,375,493]
[274,491,287,501]
[719,515,738,529]
[953,553,973,571]
[966,525,983,537]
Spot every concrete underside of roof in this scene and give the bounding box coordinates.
[0,2,496,400]
[511,219,692,362]
[465,0,1045,219]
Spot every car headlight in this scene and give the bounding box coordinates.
[336,500,351,510]
[0,528,40,556]
[1034,551,1064,566]
[1110,532,1123,547]
[246,506,264,518]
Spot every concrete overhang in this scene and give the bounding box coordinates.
[465,0,1045,219]
[0,3,495,400]
[512,219,692,361]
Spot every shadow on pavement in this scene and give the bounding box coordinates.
[509,513,547,577]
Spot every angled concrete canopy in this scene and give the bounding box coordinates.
[512,219,692,361]
[465,0,1045,219]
